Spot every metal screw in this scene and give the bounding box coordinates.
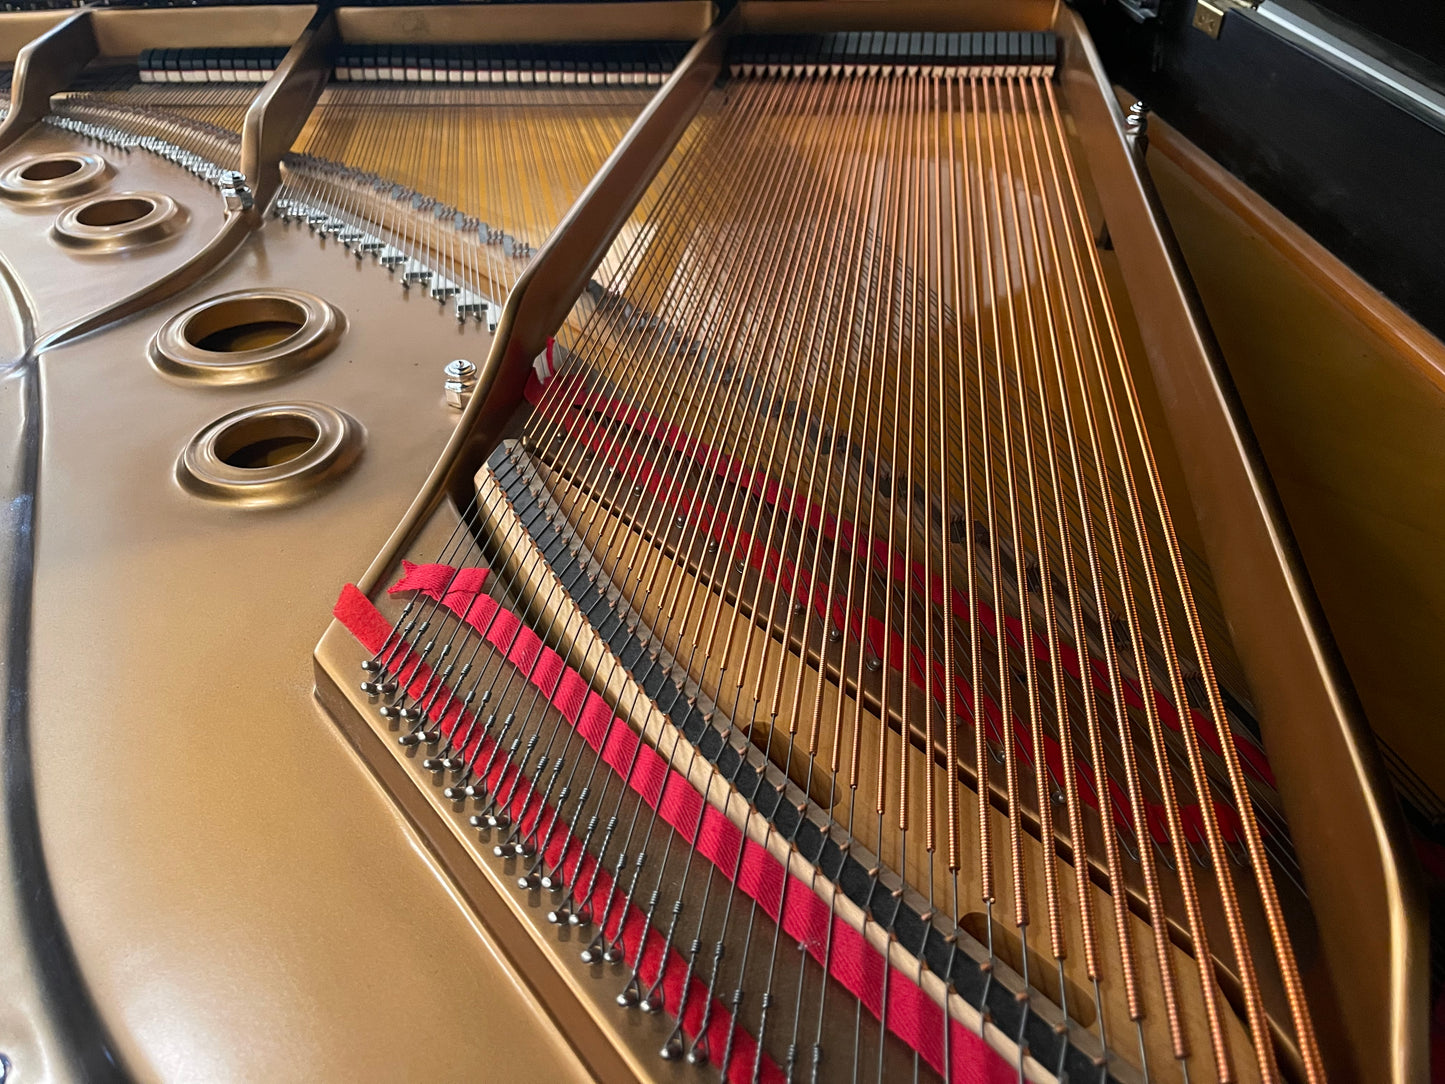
[444,359,477,410]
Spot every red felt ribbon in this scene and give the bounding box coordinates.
[531,370,1273,786]
[338,581,779,1083]
[337,576,1017,1084]
[524,375,1263,849]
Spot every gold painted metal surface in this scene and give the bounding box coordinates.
[0,126,225,341]
[299,12,1392,1084]
[0,1,1420,1080]
[1057,13,1424,1081]
[350,20,727,597]
[419,55,1288,1081]
[11,8,717,1080]
[0,10,97,155]
[37,4,337,350]
[149,287,344,386]
[51,190,185,252]
[0,356,111,1084]
[242,4,336,211]
[315,573,726,1084]
[176,399,363,504]
[336,2,715,46]
[90,5,316,57]
[0,250,30,361]
[311,8,1420,1084]
[0,10,70,64]
[24,215,602,1083]
[0,151,111,204]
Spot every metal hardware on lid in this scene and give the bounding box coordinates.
[1193,0,1259,39]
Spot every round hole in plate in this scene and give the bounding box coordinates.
[75,195,156,227]
[52,190,183,251]
[21,158,83,181]
[213,412,321,469]
[178,402,363,506]
[0,153,111,203]
[185,296,307,353]
[150,290,344,385]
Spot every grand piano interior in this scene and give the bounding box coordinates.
[0,1,1438,1082]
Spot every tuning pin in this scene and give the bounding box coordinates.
[568,907,589,928]
[546,906,569,925]
[638,986,663,1014]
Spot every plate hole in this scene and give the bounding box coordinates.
[185,297,309,353]
[194,320,304,352]
[21,157,83,181]
[214,413,321,469]
[75,196,155,227]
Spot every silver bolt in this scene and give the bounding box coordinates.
[444,359,478,410]
[219,170,254,212]
[1126,100,1150,156]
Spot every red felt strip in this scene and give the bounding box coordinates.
[528,370,1274,789]
[337,582,779,1083]
[522,381,1259,848]
[338,579,1017,1084]
[555,369,1274,792]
